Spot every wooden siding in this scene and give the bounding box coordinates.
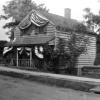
[54,31,71,46]
[77,35,96,68]
[54,31,96,68]
[14,21,96,68]
[46,23,56,35]
[14,27,21,38]
[27,22,56,36]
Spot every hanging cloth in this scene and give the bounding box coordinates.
[3,47,13,55]
[34,46,44,59]
[19,10,49,29]
[30,11,49,27]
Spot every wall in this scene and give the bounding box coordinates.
[77,34,96,68]
[54,31,96,69]
[14,22,56,38]
[14,27,21,38]
[46,23,56,35]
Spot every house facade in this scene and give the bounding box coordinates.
[4,9,97,72]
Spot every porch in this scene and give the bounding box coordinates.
[8,58,44,70]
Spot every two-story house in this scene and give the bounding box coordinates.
[5,8,96,73]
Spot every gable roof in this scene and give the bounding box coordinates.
[39,10,79,30]
[18,10,79,31]
[18,9,96,35]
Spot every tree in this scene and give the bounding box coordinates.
[0,0,49,40]
[83,8,100,65]
[0,41,7,57]
[66,33,89,73]
[50,33,89,74]
[83,8,100,34]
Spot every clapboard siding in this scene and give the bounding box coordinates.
[14,21,96,69]
[54,31,71,46]
[77,35,96,68]
[46,23,56,35]
[54,31,96,68]
[14,27,21,38]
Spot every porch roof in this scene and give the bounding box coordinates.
[6,35,55,46]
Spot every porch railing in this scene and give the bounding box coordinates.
[8,58,44,70]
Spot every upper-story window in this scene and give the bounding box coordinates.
[20,23,47,36]
[39,25,47,34]
[35,25,47,35]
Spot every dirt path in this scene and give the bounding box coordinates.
[0,75,100,100]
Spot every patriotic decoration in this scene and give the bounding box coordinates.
[35,46,44,59]
[3,47,13,55]
[19,10,49,29]
[16,46,44,58]
[17,47,31,56]
[30,11,48,27]
[19,17,31,29]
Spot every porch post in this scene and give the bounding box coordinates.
[16,48,19,67]
[54,30,58,50]
[30,49,32,67]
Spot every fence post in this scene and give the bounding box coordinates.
[77,67,82,76]
[30,49,32,67]
[16,49,19,67]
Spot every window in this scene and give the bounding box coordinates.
[39,26,47,34]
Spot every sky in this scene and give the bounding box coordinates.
[0,0,100,40]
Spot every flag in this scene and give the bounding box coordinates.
[30,11,48,27]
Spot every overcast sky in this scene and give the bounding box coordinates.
[0,0,100,40]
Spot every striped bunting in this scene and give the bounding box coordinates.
[30,11,49,27]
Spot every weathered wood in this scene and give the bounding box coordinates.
[30,49,32,67]
[16,49,19,67]
[14,27,21,38]
[77,35,96,68]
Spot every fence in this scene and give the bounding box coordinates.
[0,58,45,70]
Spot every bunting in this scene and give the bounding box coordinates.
[3,47,13,55]
[30,11,48,27]
[16,46,44,58]
[35,46,44,59]
[19,10,49,29]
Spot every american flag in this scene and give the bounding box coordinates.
[30,11,48,27]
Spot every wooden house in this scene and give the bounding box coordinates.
[5,8,96,72]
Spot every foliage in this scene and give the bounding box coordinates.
[83,8,100,33]
[0,0,49,40]
[0,41,7,57]
[43,33,89,74]
[53,33,89,74]
[73,23,88,33]
[83,8,100,65]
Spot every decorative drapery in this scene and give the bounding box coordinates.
[17,46,44,58]
[19,10,49,29]
[34,46,44,59]
[17,47,31,56]
[30,11,48,27]
[3,47,13,55]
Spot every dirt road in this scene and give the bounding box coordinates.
[0,75,100,100]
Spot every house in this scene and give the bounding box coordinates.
[4,8,97,73]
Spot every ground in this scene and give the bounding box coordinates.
[0,75,100,100]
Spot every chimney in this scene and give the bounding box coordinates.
[64,8,71,19]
